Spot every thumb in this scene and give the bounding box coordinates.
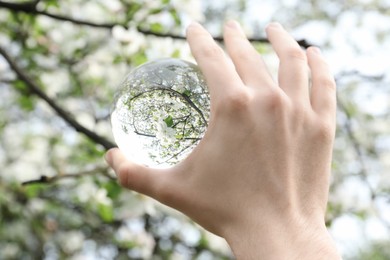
[105,148,167,199]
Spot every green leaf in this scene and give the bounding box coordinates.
[126,3,142,20]
[344,101,358,117]
[171,49,181,58]
[150,22,164,33]
[175,134,184,139]
[115,239,137,249]
[149,7,164,15]
[131,51,147,66]
[24,183,46,198]
[18,95,34,111]
[103,181,122,200]
[98,203,114,223]
[182,89,191,97]
[43,0,60,8]
[13,80,28,93]
[169,9,181,26]
[113,55,123,64]
[198,233,209,248]
[355,210,368,220]
[164,115,174,127]
[253,42,269,54]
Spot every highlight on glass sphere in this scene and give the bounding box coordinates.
[111,58,210,167]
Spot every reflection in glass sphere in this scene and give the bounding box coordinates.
[111,58,210,167]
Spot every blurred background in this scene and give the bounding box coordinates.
[0,0,389,259]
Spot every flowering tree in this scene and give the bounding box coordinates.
[0,0,389,259]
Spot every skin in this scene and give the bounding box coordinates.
[105,21,341,259]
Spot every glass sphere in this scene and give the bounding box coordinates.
[111,58,210,167]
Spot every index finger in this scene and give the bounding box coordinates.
[186,22,242,102]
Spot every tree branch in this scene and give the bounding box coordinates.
[137,27,312,48]
[0,0,313,48]
[21,166,114,185]
[335,72,382,200]
[0,0,38,12]
[0,46,116,150]
[336,95,379,211]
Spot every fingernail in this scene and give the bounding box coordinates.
[267,22,283,30]
[186,22,203,36]
[226,20,240,29]
[187,21,202,30]
[226,20,248,38]
[104,151,112,165]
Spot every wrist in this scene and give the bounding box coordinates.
[223,214,341,260]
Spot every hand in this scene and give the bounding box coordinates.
[105,21,341,259]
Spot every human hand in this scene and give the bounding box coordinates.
[105,21,341,259]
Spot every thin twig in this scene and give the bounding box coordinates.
[337,96,377,198]
[0,0,313,48]
[22,166,114,185]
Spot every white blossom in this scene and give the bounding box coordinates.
[76,182,98,203]
[28,198,46,214]
[1,243,19,259]
[95,188,112,206]
[59,231,85,254]
[156,118,176,146]
[116,223,155,259]
[112,25,145,53]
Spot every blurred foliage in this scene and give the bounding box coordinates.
[347,240,390,260]
[0,0,389,259]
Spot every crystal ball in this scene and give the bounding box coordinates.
[111,58,210,167]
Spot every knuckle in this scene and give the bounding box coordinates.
[284,47,307,62]
[293,102,314,120]
[290,104,307,123]
[292,103,307,115]
[196,44,224,59]
[318,77,336,91]
[223,90,251,112]
[312,121,335,142]
[264,89,288,112]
